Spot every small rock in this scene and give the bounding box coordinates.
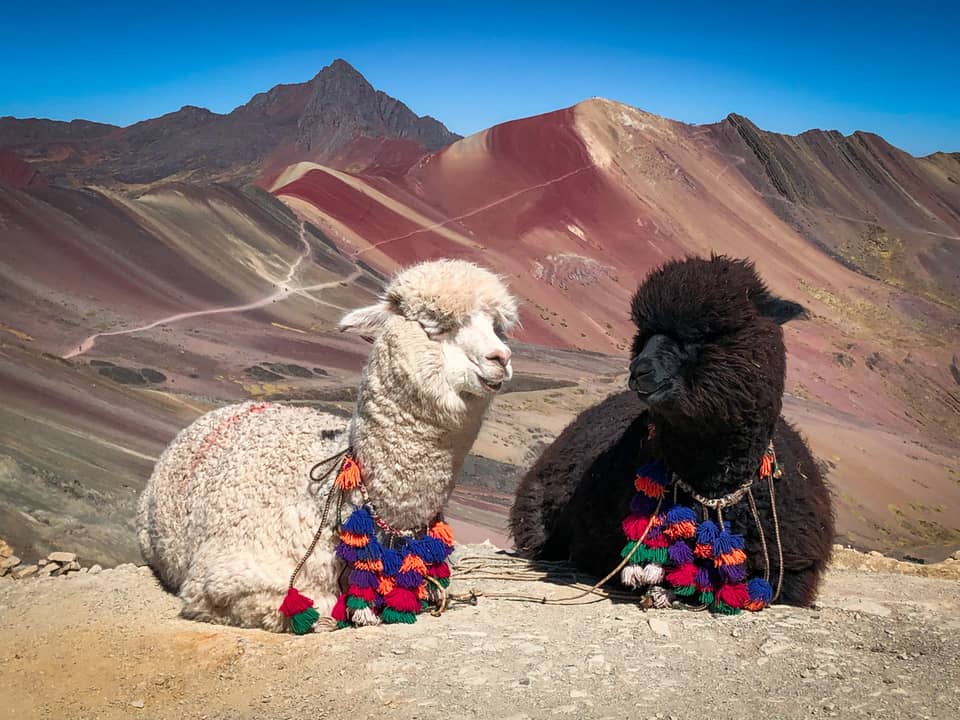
[38,558,48,566]
[78,567,88,574]
[129,700,145,709]
[88,564,103,575]
[38,563,58,576]
[12,564,38,579]
[47,551,77,564]
[0,555,20,571]
[647,618,672,638]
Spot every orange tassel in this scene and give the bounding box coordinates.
[335,457,362,491]
[339,531,370,548]
[354,559,384,573]
[663,520,697,540]
[759,454,773,478]
[400,554,428,575]
[428,520,455,546]
[714,548,747,567]
[377,576,396,596]
[416,583,429,600]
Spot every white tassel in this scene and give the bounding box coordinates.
[648,585,674,609]
[621,564,643,588]
[350,606,381,626]
[641,563,665,585]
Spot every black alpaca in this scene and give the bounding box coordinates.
[510,255,834,606]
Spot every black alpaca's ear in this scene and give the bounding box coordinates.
[753,293,808,324]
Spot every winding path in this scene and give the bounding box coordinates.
[64,224,348,359]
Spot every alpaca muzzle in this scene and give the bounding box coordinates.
[629,334,679,397]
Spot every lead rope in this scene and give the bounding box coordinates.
[448,492,666,607]
[768,473,784,601]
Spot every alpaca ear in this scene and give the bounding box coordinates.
[338,302,394,334]
[753,293,808,324]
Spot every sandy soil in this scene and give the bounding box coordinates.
[1,545,958,720]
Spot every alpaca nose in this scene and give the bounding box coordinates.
[487,346,512,368]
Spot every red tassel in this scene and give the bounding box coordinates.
[666,562,697,587]
[331,593,348,622]
[278,587,314,618]
[717,583,750,609]
[347,585,377,603]
[622,514,652,541]
[384,587,420,613]
[428,562,451,579]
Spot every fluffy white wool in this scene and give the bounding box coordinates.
[137,259,517,631]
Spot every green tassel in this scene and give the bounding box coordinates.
[434,577,451,588]
[712,600,741,615]
[420,600,430,612]
[381,608,417,624]
[289,607,319,635]
[625,545,667,565]
[673,584,696,596]
[335,620,352,630]
[346,596,369,610]
[699,591,715,605]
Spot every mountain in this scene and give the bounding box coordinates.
[0,59,460,187]
[0,65,957,566]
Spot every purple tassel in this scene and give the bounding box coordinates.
[336,543,358,564]
[668,541,694,565]
[395,570,424,589]
[720,563,747,582]
[349,569,379,588]
[630,493,659,514]
[694,564,714,591]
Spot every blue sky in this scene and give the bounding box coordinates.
[2,2,957,155]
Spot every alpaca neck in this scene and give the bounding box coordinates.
[347,345,492,531]
[651,412,775,496]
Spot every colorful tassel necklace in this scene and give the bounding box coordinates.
[279,453,455,634]
[620,433,782,614]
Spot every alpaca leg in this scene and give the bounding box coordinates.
[774,563,826,607]
[177,552,337,632]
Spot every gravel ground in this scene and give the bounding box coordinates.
[1,546,958,720]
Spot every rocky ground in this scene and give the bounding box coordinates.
[1,544,958,720]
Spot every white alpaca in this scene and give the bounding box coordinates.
[137,259,518,631]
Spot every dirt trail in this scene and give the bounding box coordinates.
[1,545,958,720]
[63,223,340,359]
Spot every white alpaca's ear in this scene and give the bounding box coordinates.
[338,302,393,334]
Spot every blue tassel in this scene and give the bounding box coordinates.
[696,519,719,545]
[729,533,745,550]
[408,537,449,564]
[637,462,669,487]
[665,505,698,525]
[748,578,773,604]
[712,531,733,556]
[354,538,383,561]
[381,548,402,577]
[342,507,375,536]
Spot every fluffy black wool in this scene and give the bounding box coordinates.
[510,255,834,606]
